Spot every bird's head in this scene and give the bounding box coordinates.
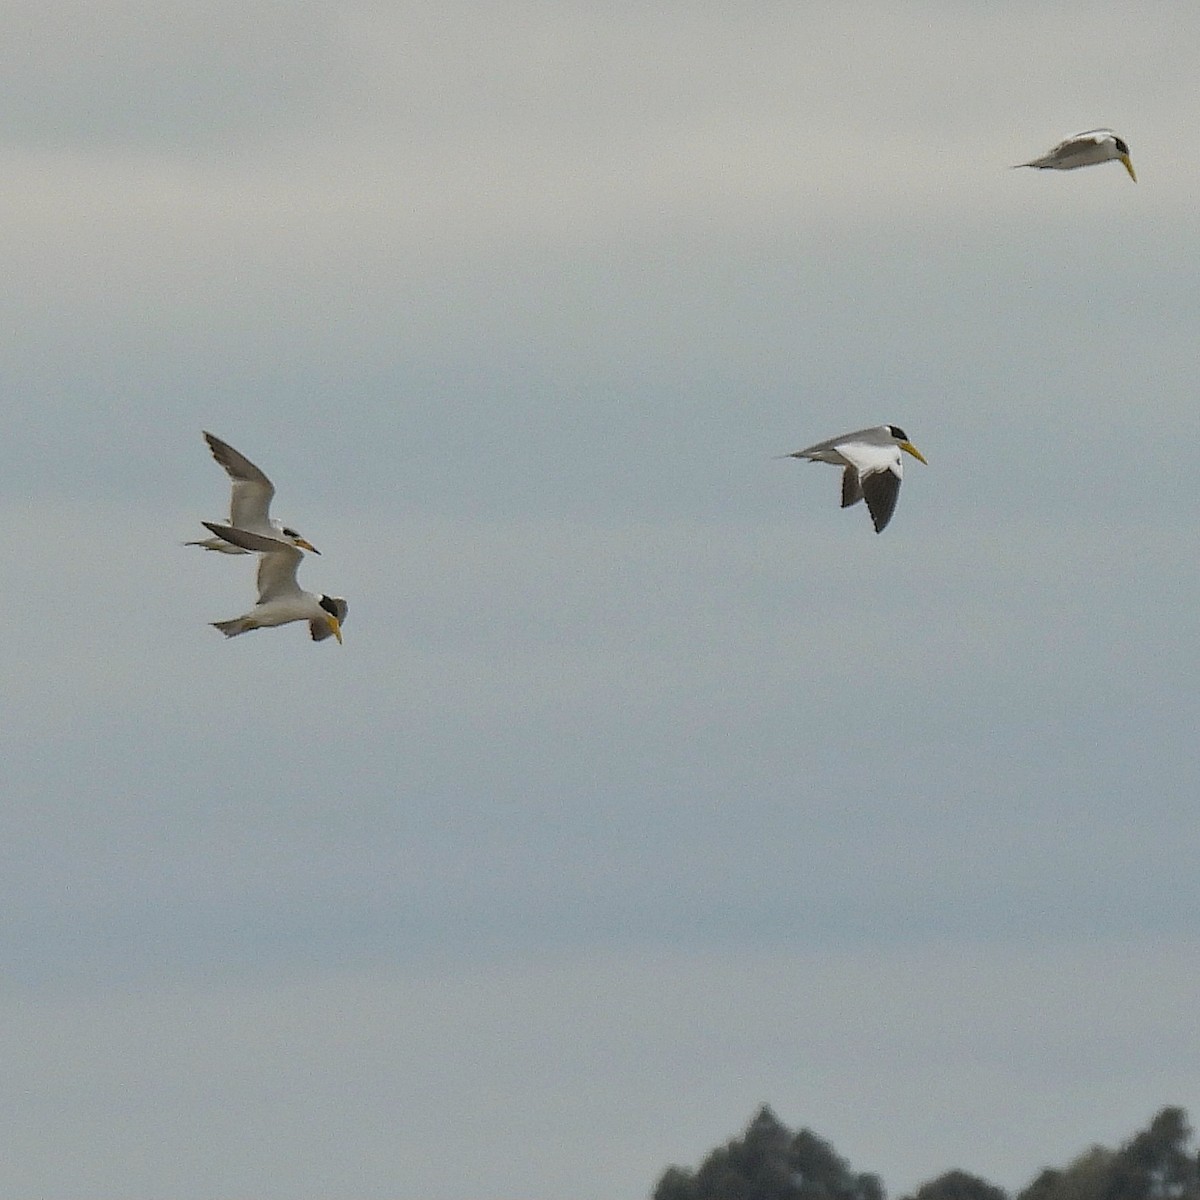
[1112,137,1136,181]
[318,594,344,644]
[282,526,320,554]
[888,425,928,464]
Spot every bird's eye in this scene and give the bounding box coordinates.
[888,425,907,440]
[1115,138,1129,154]
[283,527,298,538]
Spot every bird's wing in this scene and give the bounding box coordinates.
[203,432,275,529]
[309,599,347,642]
[200,521,304,599]
[1045,132,1099,157]
[794,426,885,459]
[841,465,863,508]
[1020,134,1089,167]
[255,544,304,601]
[860,468,901,533]
[836,442,903,532]
[201,522,289,554]
[1054,130,1114,160]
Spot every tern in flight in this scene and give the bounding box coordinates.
[1015,129,1136,180]
[202,523,346,643]
[187,431,320,555]
[786,425,927,534]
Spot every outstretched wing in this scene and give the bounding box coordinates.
[200,522,303,601]
[203,432,275,529]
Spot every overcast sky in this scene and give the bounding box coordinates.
[2,3,1199,1198]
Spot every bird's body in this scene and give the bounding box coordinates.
[202,523,346,643]
[187,432,319,555]
[787,424,927,533]
[1015,129,1136,180]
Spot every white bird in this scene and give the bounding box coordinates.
[786,425,927,534]
[187,431,320,555]
[202,523,346,643]
[1015,129,1136,181]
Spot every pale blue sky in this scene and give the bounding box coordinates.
[2,3,1198,1198]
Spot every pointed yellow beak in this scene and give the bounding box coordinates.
[900,441,928,465]
[1120,154,1137,182]
[327,615,343,644]
[294,538,320,554]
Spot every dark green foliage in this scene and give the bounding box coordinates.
[653,1106,1200,1200]
[901,1170,1010,1200]
[1014,1109,1200,1200]
[1106,1108,1200,1200]
[1018,1149,1115,1200]
[651,1106,884,1200]
[655,1167,699,1200]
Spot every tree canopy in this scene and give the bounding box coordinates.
[652,1106,883,1200]
[1016,1108,1200,1200]
[653,1107,1200,1200]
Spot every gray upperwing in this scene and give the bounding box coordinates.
[794,425,888,459]
[1021,131,1108,169]
[203,432,273,490]
[200,522,290,555]
[201,523,304,600]
[203,432,275,527]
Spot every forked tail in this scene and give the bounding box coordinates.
[211,617,255,638]
[185,536,250,554]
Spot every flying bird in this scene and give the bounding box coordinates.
[187,431,320,555]
[786,425,927,534]
[202,523,346,643]
[1015,129,1136,181]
